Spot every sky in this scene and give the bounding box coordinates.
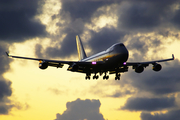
[0,0,180,120]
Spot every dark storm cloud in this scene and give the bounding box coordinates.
[39,1,120,58]
[141,109,180,120]
[119,2,160,29]
[0,78,12,115]
[125,35,162,61]
[0,79,12,100]
[0,45,12,74]
[121,97,176,111]
[0,0,46,42]
[0,104,13,115]
[88,27,125,54]
[44,26,124,58]
[0,44,13,114]
[45,32,78,58]
[60,0,110,21]
[42,0,180,59]
[128,60,180,95]
[118,0,179,31]
[55,98,105,120]
[171,9,180,29]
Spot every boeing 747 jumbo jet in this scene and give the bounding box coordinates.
[6,35,174,80]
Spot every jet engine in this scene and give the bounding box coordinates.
[135,65,144,73]
[152,63,162,71]
[67,63,79,71]
[39,61,48,69]
[72,64,79,71]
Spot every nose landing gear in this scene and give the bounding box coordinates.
[85,73,91,80]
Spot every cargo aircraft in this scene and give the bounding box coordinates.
[6,35,174,80]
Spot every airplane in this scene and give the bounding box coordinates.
[6,35,174,80]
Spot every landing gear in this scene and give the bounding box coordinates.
[103,75,109,80]
[93,75,99,79]
[115,73,121,80]
[85,73,91,80]
[93,73,99,80]
[85,76,90,80]
[103,72,109,80]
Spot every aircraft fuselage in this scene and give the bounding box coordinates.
[81,43,129,69]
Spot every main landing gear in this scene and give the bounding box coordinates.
[85,72,121,80]
[85,73,91,80]
[85,76,90,80]
[103,72,109,80]
[85,75,99,80]
[115,73,121,80]
[93,73,99,80]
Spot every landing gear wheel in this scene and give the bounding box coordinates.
[115,73,121,80]
[93,75,99,80]
[103,75,109,80]
[96,75,99,79]
[85,76,90,80]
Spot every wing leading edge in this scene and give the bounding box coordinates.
[125,54,174,73]
[126,54,174,66]
[5,52,104,69]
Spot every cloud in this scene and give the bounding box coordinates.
[0,79,12,100]
[141,109,180,120]
[107,89,135,98]
[171,9,180,29]
[88,27,125,54]
[60,0,109,22]
[54,98,105,120]
[36,0,180,59]
[119,2,160,29]
[45,32,79,58]
[0,0,46,42]
[118,0,178,31]
[48,88,63,95]
[127,60,180,95]
[0,78,12,115]
[35,0,121,58]
[0,43,13,114]
[0,104,13,115]
[121,97,176,111]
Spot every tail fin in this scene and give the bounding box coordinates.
[76,35,87,60]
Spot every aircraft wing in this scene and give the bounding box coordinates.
[5,52,104,69]
[126,54,175,67]
[6,52,74,64]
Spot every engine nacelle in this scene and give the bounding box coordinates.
[39,61,48,70]
[152,63,162,71]
[72,64,79,71]
[135,65,144,73]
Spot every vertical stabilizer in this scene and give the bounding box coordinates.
[76,35,87,60]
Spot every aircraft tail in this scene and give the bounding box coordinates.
[76,35,87,60]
